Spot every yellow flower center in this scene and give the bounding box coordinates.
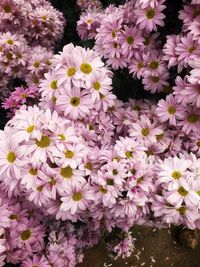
[126,36,134,45]
[72,192,83,201]
[50,80,57,90]
[125,151,133,158]
[168,106,176,114]
[188,46,196,53]
[21,229,31,241]
[196,140,200,147]
[29,168,37,176]
[149,61,159,69]
[35,135,50,148]
[58,134,66,140]
[141,128,150,136]
[6,52,13,60]
[156,133,164,140]
[37,186,43,192]
[67,67,76,77]
[60,166,73,178]
[34,61,40,68]
[26,125,35,133]
[107,178,114,186]
[7,39,13,45]
[93,81,101,90]
[187,114,199,123]
[85,162,93,170]
[49,178,56,186]
[172,171,182,180]
[80,63,93,74]
[70,96,80,107]
[51,96,57,104]
[65,150,74,159]
[9,214,18,220]
[7,152,16,163]
[143,36,150,46]
[99,186,107,194]
[146,9,155,19]
[177,206,187,214]
[151,76,160,83]
[178,186,188,196]
[3,5,11,13]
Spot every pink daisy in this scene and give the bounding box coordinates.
[60,181,94,215]
[156,94,184,126]
[177,105,200,134]
[134,3,166,32]
[129,115,163,145]
[0,131,27,178]
[55,86,94,120]
[22,255,50,267]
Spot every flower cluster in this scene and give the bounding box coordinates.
[76,0,102,11]
[77,0,170,94]
[2,0,200,264]
[2,85,39,117]
[152,154,200,229]
[0,191,92,266]
[39,43,116,122]
[0,0,65,100]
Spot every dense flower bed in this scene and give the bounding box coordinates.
[1,0,200,266]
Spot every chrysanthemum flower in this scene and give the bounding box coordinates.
[56,86,94,120]
[129,115,163,144]
[134,2,166,32]
[60,181,94,215]
[156,94,183,126]
[22,255,49,267]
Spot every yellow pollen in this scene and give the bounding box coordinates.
[21,229,31,241]
[67,67,76,77]
[80,63,92,74]
[35,135,50,148]
[60,166,73,178]
[29,168,37,176]
[93,81,101,90]
[65,150,74,159]
[26,125,35,133]
[7,152,16,163]
[50,80,57,90]
[72,192,82,201]
[70,96,80,107]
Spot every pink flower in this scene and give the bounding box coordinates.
[22,255,50,267]
[164,180,199,208]
[156,156,190,190]
[56,86,94,120]
[39,71,59,100]
[175,33,200,67]
[142,70,169,93]
[156,94,183,125]
[177,105,200,134]
[60,181,94,215]
[134,3,166,32]
[129,115,163,144]
[162,34,181,71]
[0,131,27,178]
[11,218,45,252]
[119,26,143,58]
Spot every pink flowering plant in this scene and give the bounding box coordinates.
[1,0,200,266]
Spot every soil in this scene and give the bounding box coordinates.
[77,225,200,267]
